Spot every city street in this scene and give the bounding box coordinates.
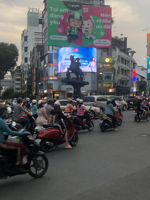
[1,110,150,200]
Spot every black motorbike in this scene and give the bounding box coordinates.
[99,114,117,132]
[117,106,123,119]
[0,133,49,179]
[134,110,149,122]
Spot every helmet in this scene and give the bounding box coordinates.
[111,97,115,100]
[142,97,146,100]
[54,101,61,106]
[48,99,53,104]
[68,98,72,103]
[79,99,83,104]
[26,98,30,102]
[76,98,80,101]
[107,99,111,102]
[32,100,37,104]
[135,96,139,99]
[38,100,45,105]
[17,97,23,104]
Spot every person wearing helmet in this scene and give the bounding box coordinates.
[14,98,32,130]
[54,101,72,149]
[31,100,38,119]
[76,99,90,125]
[65,98,76,113]
[76,98,80,106]
[0,104,30,167]
[111,97,117,107]
[45,99,54,117]
[36,100,49,124]
[141,97,148,117]
[26,98,31,111]
[105,99,118,131]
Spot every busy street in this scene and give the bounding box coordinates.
[1,109,150,200]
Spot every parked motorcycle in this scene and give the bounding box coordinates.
[0,132,49,179]
[71,112,94,132]
[35,118,79,152]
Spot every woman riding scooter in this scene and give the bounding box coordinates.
[105,99,118,131]
[36,100,49,124]
[76,99,90,125]
[64,98,76,113]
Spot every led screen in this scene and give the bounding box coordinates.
[58,47,97,73]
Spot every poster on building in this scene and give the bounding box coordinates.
[47,1,112,48]
[147,57,150,80]
[58,47,97,72]
[147,32,150,56]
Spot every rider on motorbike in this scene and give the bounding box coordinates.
[31,100,38,119]
[45,99,54,117]
[105,99,118,131]
[0,104,30,167]
[142,97,149,114]
[76,99,90,125]
[65,98,76,113]
[14,97,32,130]
[140,97,147,117]
[111,97,117,107]
[36,100,49,124]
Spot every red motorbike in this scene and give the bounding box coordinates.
[35,118,79,152]
[71,112,94,132]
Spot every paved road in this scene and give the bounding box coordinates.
[1,110,150,200]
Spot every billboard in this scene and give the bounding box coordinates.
[147,57,150,80]
[58,47,97,73]
[147,33,150,56]
[47,1,112,48]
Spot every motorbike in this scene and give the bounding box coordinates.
[35,117,79,152]
[71,112,94,132]
[19,114,36,134]
[0,132,49,179]
[134,110,149,122]
[117,106,123,120]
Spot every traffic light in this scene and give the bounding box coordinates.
[131,70,136,82]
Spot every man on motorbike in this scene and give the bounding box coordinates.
[14,97,32,130]
[65,98,76,113]
[45,99,54,117]
[76,99,90,125]
[31,100,38,119]
[105,99,118,131]
[0,104,30,168]
[111,97,117,107]
[26,98,31,111]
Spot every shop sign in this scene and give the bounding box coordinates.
[98,57,116,64]
[44,76,58,81]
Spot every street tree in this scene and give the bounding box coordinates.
[0,42,19,90]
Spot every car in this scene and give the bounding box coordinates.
[83,96,122,112]
[126,96,136,110]
[58,99,101,118]
[113,96,128,111]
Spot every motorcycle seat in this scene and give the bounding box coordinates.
[42,124,59,129]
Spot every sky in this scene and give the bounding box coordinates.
[0,0,149,68]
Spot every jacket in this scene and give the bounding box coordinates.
[105,103,116,117]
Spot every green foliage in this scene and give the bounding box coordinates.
[112,36,122,43]
[0,42,19,80]
[2,88,14,99]
[1,88,30,100]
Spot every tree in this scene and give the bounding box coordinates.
[0,43,19,90]
[1,88,14,99]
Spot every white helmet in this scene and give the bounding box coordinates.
[26,98,30,102]
[32,99,37,104]
[54,100,61,106]
[79,99,83,104]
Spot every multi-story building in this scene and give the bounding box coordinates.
[1,74,13,95]
[12,66,23,93]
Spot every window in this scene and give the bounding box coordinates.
[83,97,95,103]
[97,97,107,101]
[48,53,53,63]
[39,19,42,24]
[47,83,53,89]
[54,53,58,60]
[24,57,28,63]
[98,83,102,88]
[103,83,112,88]
[24,36,28,42]
[121,68,124,75]
[24,47,28,52]
[103,73,113,80]
[60,101,68,106]
[98,73,103,80]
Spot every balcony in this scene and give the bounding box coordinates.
[119,63,130,70]
[121,75,130,81]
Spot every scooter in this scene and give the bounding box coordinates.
[18,114,36,134]
[72,112,94,132]
[36,118,79,152]
[134,110,149,122]
[0,132,49,179]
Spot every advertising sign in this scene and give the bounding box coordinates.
[58,47,97,73]
[147,33,150,56]
[147,57,150,80]
[47,1,112,48]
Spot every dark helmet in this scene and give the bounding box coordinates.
[0,104,7,119]
[17,97,23,104]
[53,99,56,103]
[48,99,53,104]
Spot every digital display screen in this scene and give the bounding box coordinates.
[58,47,97,73]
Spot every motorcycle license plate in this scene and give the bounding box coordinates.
[98,119,103,124]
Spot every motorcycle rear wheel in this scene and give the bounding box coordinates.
[28,154,48,178]
[88,121,94,131]
[69,133,79,147]
[100,123,106,132]
[117,119,122,126]
[40,139,52,153]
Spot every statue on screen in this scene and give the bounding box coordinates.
[66,55,84,80]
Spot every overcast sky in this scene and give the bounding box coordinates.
[0,0,149,67]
